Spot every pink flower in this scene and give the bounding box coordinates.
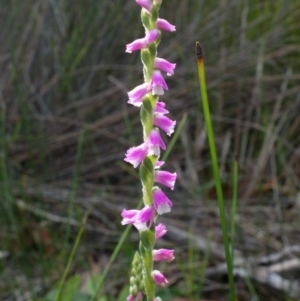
[148,70,168,95]
[153,249,175,261]
[156,18,176,32]
[121,209,140,225]
[124,142,148,168]
[154,113,176,136]
[135,292,143,301]
[124,129,165,168]
[155,102,169,114]
[155,160,165,169]
[128,83,149,106]
[135,205,155,230]
[126,29,159,53]
[153,187,173,214]
[154,57,176,76]
[154,170,177,189]
[136,0,153,12]
[155,223,167,239]
[127,292,143,301]
[147,128,166,156]
[121,205,155,231]
[152,270,169,287]
[127,295,134,301]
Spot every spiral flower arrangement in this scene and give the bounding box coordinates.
[121,1,177,300]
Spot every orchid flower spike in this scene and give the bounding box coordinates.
[122,1,176,299]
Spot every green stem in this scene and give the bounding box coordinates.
[89,212,136,301]
[196,42,236,301]
[230,158,238,261]
[139,229,155,301]
[54,211,88,301]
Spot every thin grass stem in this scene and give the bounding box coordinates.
[196,42,236,301]
[54,211,88,301]
[162,113,187,161]
[89,219,133,301]
[230,157,238,261]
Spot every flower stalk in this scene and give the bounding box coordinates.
[122,1,176,300]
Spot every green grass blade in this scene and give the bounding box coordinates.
[230,157,238,261]
[54,212,88,301]
[89,217,134,301]
[196,42,236,301]
[162,113,187,161]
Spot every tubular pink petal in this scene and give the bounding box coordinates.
[153,249,175,261]
[156,18,176,32]
[128,83,149,106]
[126,29,159,53]
[138,205,155,224]
[155,223,167,239]
[153,187,173,215]
[148,129,166,150]
[121,209,139,225]
[155,160,165,169]
[133,205,155,231]
[135,292,143,301]
[154,101,169,114]
[151,270,169,287]
[154,114,176,136]
[144,29,160,44]
[121,206,155,231]
[154,57,176,76]
[121,209,139,219]
[154,170,177,190]
[135,0,153,12]
[126,38,147,53]
[127,295,134,301]
[124,143,148,168]
[148,70,168,96]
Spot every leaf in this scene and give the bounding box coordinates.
[45,275,81,301]
[116,285,130,301]
[86,274,103,297]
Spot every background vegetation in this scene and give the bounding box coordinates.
[1,0,300,300]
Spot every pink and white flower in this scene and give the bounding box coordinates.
[151,270,169,287]
[154,102,169,114]
[153,187,173,214]
[153,249,175,262]
[124,129,165,167]
[135,0,153,12]
[156,18,176,32]
[154,170,177,189]
[124,142,148,168]
[126,29,159,53]
[121,205,155,231]
[154,113,176,136]
[121,208,140,225]
[128,83,149,106]
[127,292,143,301]
[147,128,166,156]
[155,223,167,239]
[155,160,165,169]
[148,70,168,95]
[154,57,176,76]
